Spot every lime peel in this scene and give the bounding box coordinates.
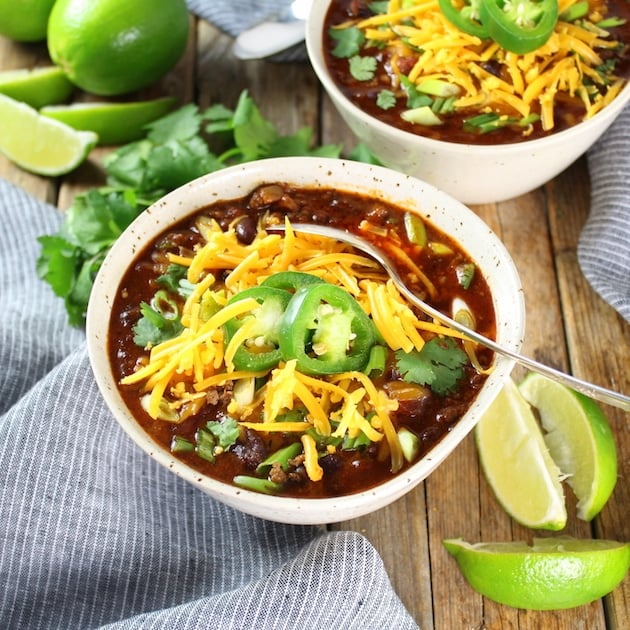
[0,66,74,108]
[443,536,630,610]
[519,372,618,521]
[41,97,177,145]
[0,94,97,176]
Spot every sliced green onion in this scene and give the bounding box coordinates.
[363,344,387,377]
[256,442,303,475]
[196,428,216,463]
[456,263,476,289]
[401,106,443,126]
[559,1,589,21]
[233,475,283,495]
[398,427,420,463]
[171,435,195,453]
[404,212,427,246]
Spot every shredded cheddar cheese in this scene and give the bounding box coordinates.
[339,0,625,132]
[120,217,473,480]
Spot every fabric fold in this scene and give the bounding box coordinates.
[0,177,417,628]
[579,104,630,323]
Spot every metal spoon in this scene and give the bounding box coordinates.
[232,0,310,60]
[269,222,630,412]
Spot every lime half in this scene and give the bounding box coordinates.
[0,66,74,109]
[519,372,618,520]
[41,97,177,145]
[0,94,97,176]
[443,537,630,610]
[475,377,567,530]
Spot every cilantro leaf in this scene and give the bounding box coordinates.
[329,26,365,58]
[156,264,191,295]
[349,56,377,81]
[377,89,397,110]
[133,301,184,348]
[395,337,468,395]
[205,417,240,450]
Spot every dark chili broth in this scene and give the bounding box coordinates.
[109,184,496,498]
[323,0,630,145]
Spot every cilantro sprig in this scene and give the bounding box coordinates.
[37,90,374,327]
[395,337,468,395]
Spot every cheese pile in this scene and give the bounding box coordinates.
[120,217,464,476]
[353,0,624,130]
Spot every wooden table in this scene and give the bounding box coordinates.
[1,16,628,630]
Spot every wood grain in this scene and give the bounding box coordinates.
[1,15,628,629]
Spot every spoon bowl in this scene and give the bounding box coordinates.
[232,0,311,60]
[270,223,630,412]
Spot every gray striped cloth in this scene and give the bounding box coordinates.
[580,104,630,322]
[0,178,418,629]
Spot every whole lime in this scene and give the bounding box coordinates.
[47,0,189,96]
[0,0,56,42]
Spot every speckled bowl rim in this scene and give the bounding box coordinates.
[87,157,525,525]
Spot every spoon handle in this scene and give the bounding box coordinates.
[393,280,630,412]
[275,223,630,412]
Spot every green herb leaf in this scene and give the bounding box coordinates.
[395,337,468,395]
[377,89,397,110]
[349,56,378,81]
[205,417,240,450]
[329,26,365,58]
[133,301,184,347]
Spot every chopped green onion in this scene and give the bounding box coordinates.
[404,212,427,246]
[417,79,460,97]
[398,427,420,463]
[401,105,443,126]
[597,16,626,28]
[363,344,387,377]
[256,442,303,475]
[196,428,216,463]
[171,435,195,453]
[233,475,283,495]
[456,263,476,289]
[559,1,589,21]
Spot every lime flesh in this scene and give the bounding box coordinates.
[0,94,97,176]
[443,536,630,610]
[475,377,567,530]
[519,372,618,520]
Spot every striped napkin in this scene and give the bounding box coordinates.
[0,178,418,629]
[579,104,630,323]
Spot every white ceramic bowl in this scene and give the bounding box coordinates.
[306,0,630,205]
[87,157,525,524]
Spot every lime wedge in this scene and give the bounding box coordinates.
[475,377,567,530]
[0,66,74,108]
[0,94,97,176]
[519,372,618,521]
[40,97,177,145]
[443,536,630,610]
